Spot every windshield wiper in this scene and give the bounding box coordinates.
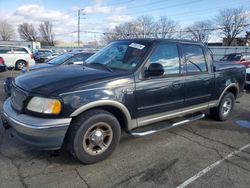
[89,62,113,72]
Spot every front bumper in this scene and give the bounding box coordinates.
[3,98,72,150]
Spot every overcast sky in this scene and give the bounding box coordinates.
[0,0,249,43]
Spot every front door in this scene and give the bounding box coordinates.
[135,42,185,118]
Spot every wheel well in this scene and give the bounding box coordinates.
[15,60,27,65]
[227,86,238,98]
[76,106,128,130]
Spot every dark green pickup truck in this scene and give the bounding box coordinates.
[3,39,245,164]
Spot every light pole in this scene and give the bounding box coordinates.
[77,9,85,47]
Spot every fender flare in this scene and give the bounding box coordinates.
[70,100,137,130]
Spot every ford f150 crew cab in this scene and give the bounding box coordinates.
[3,39,246,164]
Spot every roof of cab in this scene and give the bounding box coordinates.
[114,38,205,45]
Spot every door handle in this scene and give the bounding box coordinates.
[172,82,182,87]
[203,79,210,84]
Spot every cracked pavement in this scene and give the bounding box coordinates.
[1,71,250,188]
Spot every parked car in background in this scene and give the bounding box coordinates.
[0,57,6,72]
[220,53,250,68]
[3,39,245,164]
[0,45,35,70]
[22,52,94,72]
[34,51,59,63]
[246,68,250,90]
[40,52,59,63]
[33,49,52,63]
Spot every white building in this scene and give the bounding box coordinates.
[0,40,41,50]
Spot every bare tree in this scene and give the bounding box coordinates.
[186,20,213,43]
[137,16,157,38]
[216,8,248,46]
[114,21,140,39]
[155,16,178,39]
[102,32,120,44]
[102,21,140,43]
[18,23,38,41]
[0,20,15,40]
[39,21,55,46]
[102,15,178,43]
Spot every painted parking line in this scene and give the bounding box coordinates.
[176,143,250,188]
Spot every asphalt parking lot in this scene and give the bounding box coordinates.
[0,71,250,188]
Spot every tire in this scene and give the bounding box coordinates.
[66,109,121,164]
[246,84,250,91]
[15,60,27,70]
[210,92,235,121]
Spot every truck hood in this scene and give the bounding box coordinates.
[22,63,56,73]
[15,65,119,95]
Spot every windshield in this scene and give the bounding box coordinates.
[47,53,74,65]
[85,41,149,71]
[221,54,241,61]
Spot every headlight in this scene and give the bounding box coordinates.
[27,97,62,115]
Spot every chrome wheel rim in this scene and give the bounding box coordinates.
[222,98,232,116]
[83,122,113,156]
[18,62,26,69]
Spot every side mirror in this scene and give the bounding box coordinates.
[145,63,164,77]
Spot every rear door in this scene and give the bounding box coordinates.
[13,47,29,62]
[181,44,213,106]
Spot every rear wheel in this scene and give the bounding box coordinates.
[67,109,121,164]
[15,60,27,70]
[210,92,235,121]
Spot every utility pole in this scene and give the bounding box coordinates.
[77,9,85,47]
[77,9,80,47]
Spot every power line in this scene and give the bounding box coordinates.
[83,1,250,25]
[124,0,211,16]
[54,23,250,37]
[102,0,135,6]
[125,0,169,10]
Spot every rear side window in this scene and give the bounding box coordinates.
[182,44,207,73]
[13,47,28,54]
[148,43,180,75]
[0,46,12,53]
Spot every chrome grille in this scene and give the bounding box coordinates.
[11,86,27,112]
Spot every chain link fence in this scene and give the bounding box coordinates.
[208,46,250,61]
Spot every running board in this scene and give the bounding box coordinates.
[128,113,205,137]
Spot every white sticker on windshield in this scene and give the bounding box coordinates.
[129,43,145,50]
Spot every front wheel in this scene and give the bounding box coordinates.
[67,109,121,164]
[15,60,27,70]
[210,92,235,121]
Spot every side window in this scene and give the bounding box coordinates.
[65,55,84,64]
[13,47,28,54]
[148,43,180,75]
[0,46,12,53]
[71,54,83,62]
[182,44,207,73]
